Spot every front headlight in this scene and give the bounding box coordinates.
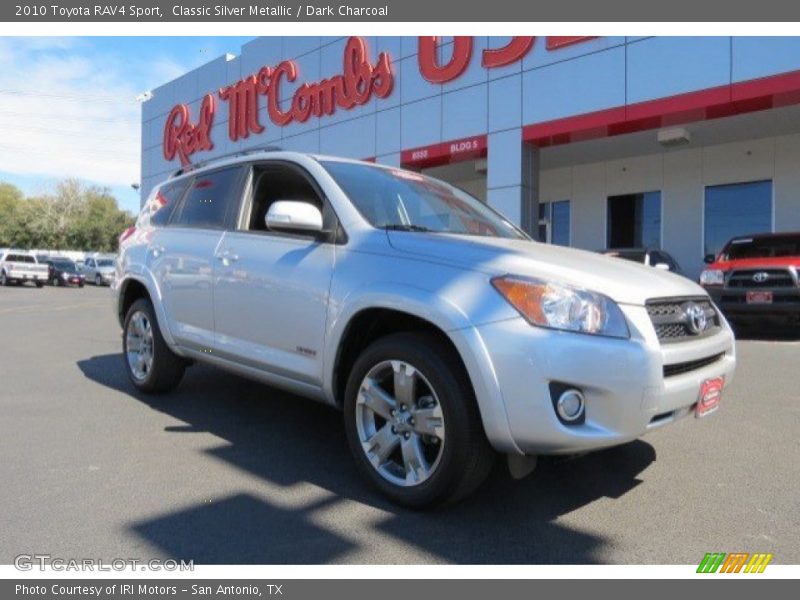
[700,269,725,286]
[61,272,69,279]
[491,276,630,339]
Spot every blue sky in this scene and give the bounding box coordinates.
[0,36,253,213]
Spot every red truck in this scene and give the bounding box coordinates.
[700,232,800,330]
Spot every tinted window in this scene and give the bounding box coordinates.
[174,167,242,229]
[607,192,661,249]
[53,260,76,270]
[147,180,190,227]
[6,254,34,263]
[97,259,114,267]
[323,161,525,240]
[705,181,772,258]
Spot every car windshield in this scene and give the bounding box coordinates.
[96,259,114,267]
[321,161,527,240]
[53,260,76,270]
[723,235,800,260]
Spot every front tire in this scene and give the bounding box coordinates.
[344,332,495,508]
[122,298,185,393]
[0,272,8,286]
[95,274,102,286]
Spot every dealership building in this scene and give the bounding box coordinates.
[141,36,800,278]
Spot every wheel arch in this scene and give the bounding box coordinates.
[116,274,182,353]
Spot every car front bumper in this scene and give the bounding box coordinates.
[706,287,800,326]
[463,304,736,456]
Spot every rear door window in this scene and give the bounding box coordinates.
[174,167,244,230]
[147,180,190,227]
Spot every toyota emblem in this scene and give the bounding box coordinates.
[682,302,708,335]
[753,271,769,283]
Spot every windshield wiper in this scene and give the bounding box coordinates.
[380,224,435,233]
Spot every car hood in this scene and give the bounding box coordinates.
[709,257,800,270]
[387,232,706,306]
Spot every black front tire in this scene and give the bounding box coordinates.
[122,297,186,393]
[343,332,495,508]
[35,281,44,288]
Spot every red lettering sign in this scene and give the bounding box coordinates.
[418,36,473,83]
[219,36,393,142]
[482,37,535,68]
[162,93,215,166]
[162,36,597,165]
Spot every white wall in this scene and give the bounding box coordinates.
[539,133,800,279]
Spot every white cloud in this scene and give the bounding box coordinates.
[0,38,195,191]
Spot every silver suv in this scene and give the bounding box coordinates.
[114,150,736,507]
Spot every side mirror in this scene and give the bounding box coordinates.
[703,254,716,264]
[654,262,670,271]
[265,201,323,233]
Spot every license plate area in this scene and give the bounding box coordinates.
[696,377,724,418]
[746,290,773,304]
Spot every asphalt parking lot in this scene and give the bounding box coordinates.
[0,285,798,565]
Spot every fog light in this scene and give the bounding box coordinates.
[556,389,585,422]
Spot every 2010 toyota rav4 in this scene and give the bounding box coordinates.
[114,150,736,507]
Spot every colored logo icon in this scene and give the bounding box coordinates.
[697,552,773,573]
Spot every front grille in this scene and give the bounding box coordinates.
[646,297,720,343]
[727,269,796,289]
[663,353,725,377]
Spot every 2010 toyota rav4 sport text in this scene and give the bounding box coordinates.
[114,150,736,507]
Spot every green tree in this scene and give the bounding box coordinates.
[0,182,24,247]
[0,179,135,252]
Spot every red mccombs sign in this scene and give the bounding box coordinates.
[163,36,594,166]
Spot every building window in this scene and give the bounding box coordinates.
[538,200,570,245]
[704,180,772,258]
[607,191,661,249]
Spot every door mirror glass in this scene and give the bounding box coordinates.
[703,254,716,264]
[265,201,323,233]
[654,262,670,271]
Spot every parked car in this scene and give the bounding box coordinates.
[0,250,49,287]
[114,150,736,507]
[82,256,116,286]
[700,232,800,330]
[600,248,683,274]
[44,258,85,287]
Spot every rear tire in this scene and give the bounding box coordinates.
[343,332,495,508]
[122,298,185,393]
[35,281,44,288]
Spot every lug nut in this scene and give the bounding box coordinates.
[404,432,410,440]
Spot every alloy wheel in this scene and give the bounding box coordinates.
[355,360,445,487]
[125,311,154,382]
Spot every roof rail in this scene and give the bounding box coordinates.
[170,145,284,178]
